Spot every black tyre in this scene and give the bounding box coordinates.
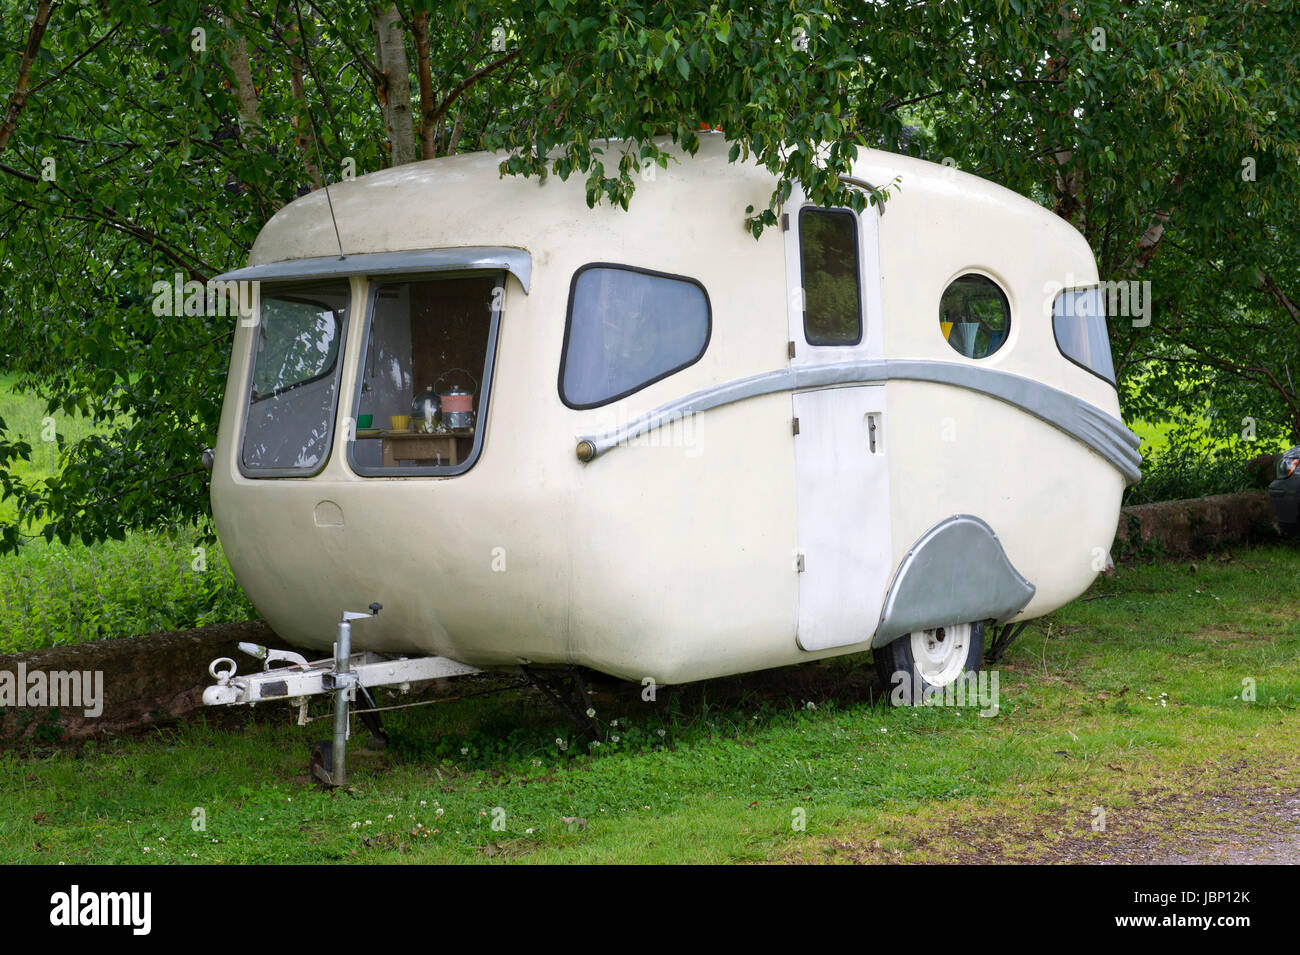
[874,621,985,705]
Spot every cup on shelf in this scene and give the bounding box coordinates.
[389,414,411,432]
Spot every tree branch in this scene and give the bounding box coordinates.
[0,0,57,155]
[424,48,521,135]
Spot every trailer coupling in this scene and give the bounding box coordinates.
[202,604,481,787]
[202,649,481,707]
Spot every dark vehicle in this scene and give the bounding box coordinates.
[1270,447,1300,538]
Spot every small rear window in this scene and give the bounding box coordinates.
[799,208,862,345]
[1053,287,1115,384]
[560,264,711,408]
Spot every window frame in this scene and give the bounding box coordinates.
[558,262,713,411]
[345,269,505,479]
[238,281,352,480]
[798,206,864,347]
[1051,285,1117,387]
[937,271,1012,361]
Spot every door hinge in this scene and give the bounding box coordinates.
[781,212,790,232]
[796,553,805,573]
[787,340,796,359]
[792,417,800,436]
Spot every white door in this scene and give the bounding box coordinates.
[784,196,893,651]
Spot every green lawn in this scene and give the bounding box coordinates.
[1,544,1296,864]
[0,373,97,527]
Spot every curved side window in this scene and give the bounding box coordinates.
[939,274,1010,359]
[560,264,711,409]
[1053,287,1116,385]
[240,283,350,476]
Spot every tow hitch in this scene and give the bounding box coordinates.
[203,602,481,787]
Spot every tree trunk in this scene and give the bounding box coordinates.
[374,5,417,166]
[446,106,465,156]
[227,28,261,133]
[287,28,324,191]
[0,0,56,155]
[412,10,436,159]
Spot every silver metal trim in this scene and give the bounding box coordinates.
[213,246,533,293]
[871,514,1036,648]
[575,358,1142,484]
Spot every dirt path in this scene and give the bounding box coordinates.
[813,784,1300,864]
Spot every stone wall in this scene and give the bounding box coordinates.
[0,619,276,743]
[1113,490,1283,558]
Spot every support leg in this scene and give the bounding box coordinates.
[521,665,605,742]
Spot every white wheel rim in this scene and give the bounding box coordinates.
[909,623,971,687]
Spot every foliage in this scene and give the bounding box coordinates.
[0,530,256,652]
[0,1,1298,549]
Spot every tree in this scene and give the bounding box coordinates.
[0,0,1297,555]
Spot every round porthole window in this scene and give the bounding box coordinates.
[939,274,1010,359]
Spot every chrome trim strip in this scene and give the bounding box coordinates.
[213,246,533,293]
[576,358,1143,484]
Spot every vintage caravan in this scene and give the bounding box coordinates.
[204,134,1139,777]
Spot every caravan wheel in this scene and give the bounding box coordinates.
[874,622,985,705]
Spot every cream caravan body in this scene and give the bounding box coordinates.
[210,134,1138,686]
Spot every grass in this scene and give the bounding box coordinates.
[0,375,256,651]
[1,543,1296,864]
[0,533,255,653]
[0,373,98,527]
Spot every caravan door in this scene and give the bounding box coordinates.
[784,197,893,652]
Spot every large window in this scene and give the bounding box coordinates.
[241,283,350,475]
[939,273,1010,359]
[348,274,502,475]
[559,264,710,409]
[799,207,862,345]
[1053,286,1116,384]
